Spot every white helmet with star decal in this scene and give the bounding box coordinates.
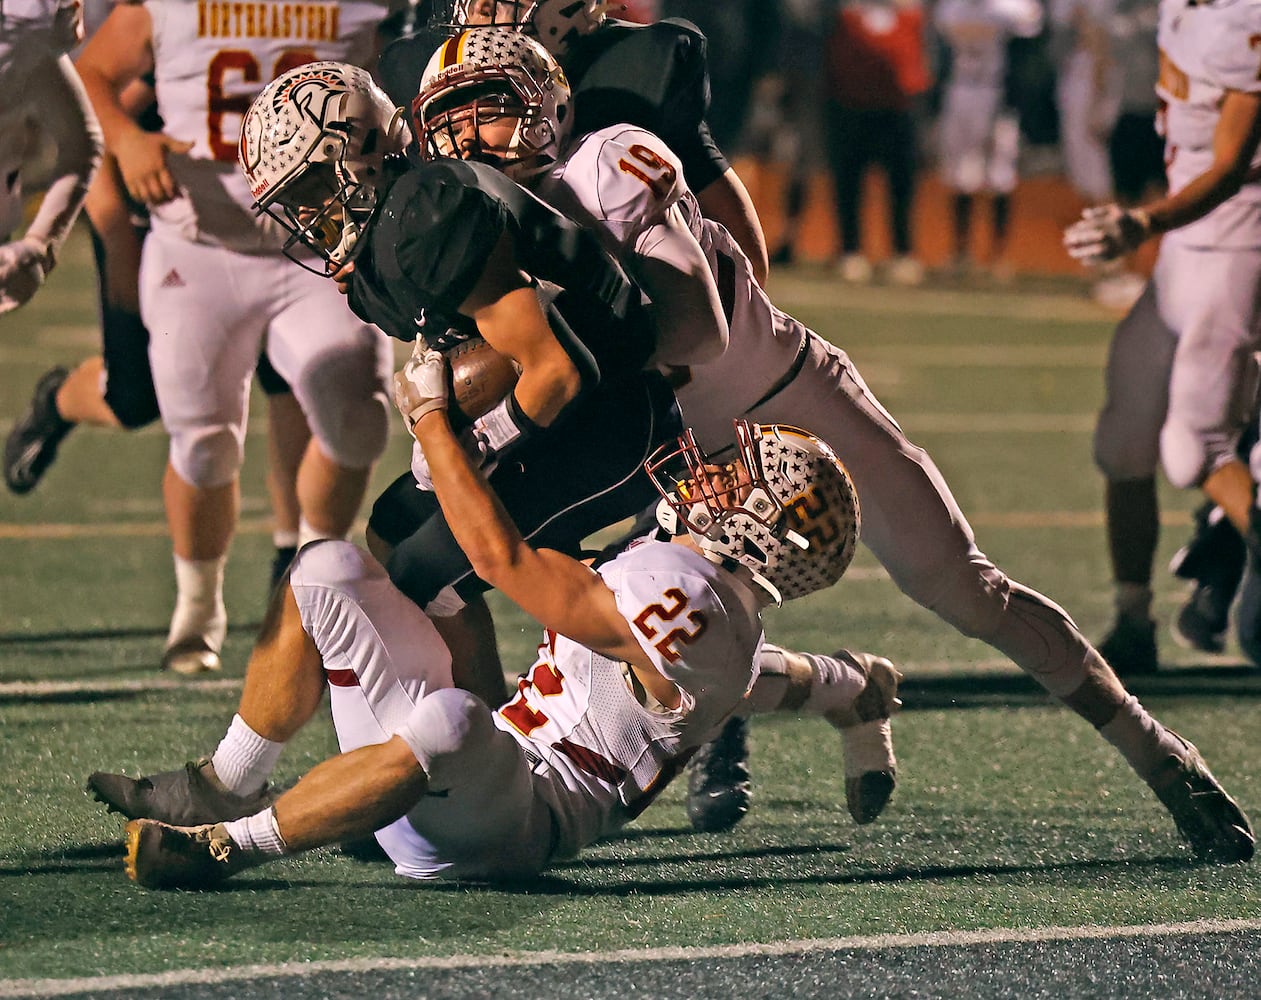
[413,28,571,181]
[430,0,608,56]
[238,61,408,270]
[646,421,860,604]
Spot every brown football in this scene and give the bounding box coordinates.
[445,337,522,425]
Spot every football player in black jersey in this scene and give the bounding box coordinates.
[378,0,768,286]
[379,0,772,829]
[239,60,709,706]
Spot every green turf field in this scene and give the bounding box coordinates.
[1,232,1258,989]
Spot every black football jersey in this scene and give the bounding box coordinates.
[348,157,656,381]
[375,17,729,194]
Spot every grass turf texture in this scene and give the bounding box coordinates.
[1,233,1258,982]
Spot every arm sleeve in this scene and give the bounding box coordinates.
[22,55,104,259]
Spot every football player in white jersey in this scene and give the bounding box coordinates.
[411,32,1255,862]
[71,0,395,674]
[0,0,103,312]
[932,0,1043,276]
[100,397,872,888]
[1064,0,1261,676]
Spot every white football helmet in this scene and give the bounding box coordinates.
[647,421,860,604]
[431,0,608,56]
[413,29,572,181]
[238,61,408,270]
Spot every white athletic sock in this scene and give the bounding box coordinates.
[1099,695,1185,783]
[1114,583,1153,622]
[841,719,896,778]
[273,529,299,550]
[223,807,287,858]
[212,714,284,796]
[167,554,227,650]
[797,651,869,717]
[298,516,343,550]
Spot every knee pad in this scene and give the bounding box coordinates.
[294,342,390,470]
[906,555,1010,642]
[1160,420,1232,490]
[169,423,244,488]
[289,538,378,594]
[399,688,494,786]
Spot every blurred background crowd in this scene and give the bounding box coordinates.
[615,0,1161,308]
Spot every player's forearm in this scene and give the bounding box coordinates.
[75,61,147,155]
[1147,90,1261,234]
[1145,159,1253,236]
[511,355,583,427]
[22,57,104,255]
[696,169,768,287]
[413,410,530,587]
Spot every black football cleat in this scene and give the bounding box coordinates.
[686,715,751,833]
[4,366,73,494]
[125,819,257,890]
[1150,734,1255,864]
[87,757,274,826]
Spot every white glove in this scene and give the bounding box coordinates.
[409,429,494,492]
[392,344,449,432]
[1063,204,1152,266]
[0,237,53,315]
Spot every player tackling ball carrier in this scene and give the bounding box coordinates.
[405,29,1256,863]
[114,395,864,887]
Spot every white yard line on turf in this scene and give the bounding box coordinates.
[4,917,1260,997]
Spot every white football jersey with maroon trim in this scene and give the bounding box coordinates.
[1158,0,1261,246]
[494,539,764,858]
[539,125,811,448]
[144,0,386,251]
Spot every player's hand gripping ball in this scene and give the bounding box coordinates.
[392,343,450,433]
[445,337,522,426]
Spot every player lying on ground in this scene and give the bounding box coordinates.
[94,387,882,889]
[407,31,1257,861]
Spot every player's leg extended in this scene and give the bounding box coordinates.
[750,336,1252,861]
[1093,279,1178,673]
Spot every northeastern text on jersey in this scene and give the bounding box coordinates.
[198,1,341,40]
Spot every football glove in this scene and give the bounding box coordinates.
[0,237,53,314]
[392,343,449,433]
[1063,204,1152,266]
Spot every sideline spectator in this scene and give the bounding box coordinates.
[824,0,932,285]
